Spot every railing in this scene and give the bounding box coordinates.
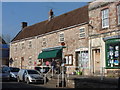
[43,66,53,84]
[56,72,62,87]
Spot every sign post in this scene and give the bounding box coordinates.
[61,42,65,88]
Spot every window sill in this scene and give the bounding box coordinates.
[64,64,73,66]
[116,24,120,27]
[79,37,86,39]
[101,27,109,30]
[105,67,120,69]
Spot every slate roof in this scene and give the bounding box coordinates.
[12,5,89,42]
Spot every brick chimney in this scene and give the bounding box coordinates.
[48,9,54,21]
[21,22,27,29]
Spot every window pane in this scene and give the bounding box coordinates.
[59,33,64,42]
[117,5,120,24]
[65,56,69,64]
[80,28,85,33]
[69,56,72,64]
[80,33,85,38]
[102,9,109,28]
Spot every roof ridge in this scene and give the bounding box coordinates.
[12,4,89,42]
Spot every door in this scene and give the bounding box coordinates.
[92,49,100,75]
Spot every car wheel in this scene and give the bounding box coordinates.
[26,78,30,84]
[17,77,20,82]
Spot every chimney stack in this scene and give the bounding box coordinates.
[21,22,27,29]
[48,9,54,21]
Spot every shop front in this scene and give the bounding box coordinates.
[75,48,89,75]
[37,46,65,73]
[104,37,120,77]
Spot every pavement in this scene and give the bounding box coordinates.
[1,74,119,89]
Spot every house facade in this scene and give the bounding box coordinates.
[88,0,120,76]
[0,36,9,66]
[10,0,120,77]
[10,5,89,75]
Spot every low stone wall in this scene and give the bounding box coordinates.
[66,77,119,88]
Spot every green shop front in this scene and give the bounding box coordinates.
[104,36,120,76]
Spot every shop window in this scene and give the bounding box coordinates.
[78,51,88,68]
[117,4,120,25]
[59,33,64,42]
[65,54,73,65]
[106,39,120,68]
[101,8,109,28]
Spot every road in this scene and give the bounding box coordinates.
[1,81,46,89]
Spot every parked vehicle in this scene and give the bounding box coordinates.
[9,67,20,80]
[0,65,10,81]
[17,69,44,84]
[34,66,50,73]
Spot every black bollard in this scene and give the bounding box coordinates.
[118,77,120,89]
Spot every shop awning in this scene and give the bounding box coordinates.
[38,49,62,59]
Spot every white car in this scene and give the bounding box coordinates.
[17,69,44,84]
[9,67,20,80]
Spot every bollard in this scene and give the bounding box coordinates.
[118,77,120,89]
[44,74,46,84]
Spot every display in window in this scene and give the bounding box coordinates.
[109,46,113,50]
[115,51,119,57]
[109,50,113,56]
[110,60,114,67]
[114,60,119,66]
[110,56,113,59]
[115,46,119,50]
[108,60,110,66]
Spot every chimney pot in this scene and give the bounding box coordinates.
[48,9,54,21]
[22,22,27,29]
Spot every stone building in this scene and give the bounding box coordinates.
[10,5,89,75]
[88,0,120,76]
[10,0,120,77]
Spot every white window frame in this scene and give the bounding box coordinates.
[59,32,64,42]
[28,56,32,66]
[21,42,25,49]
[102,9,109,28]
[14,44,17,52]
[79,27,86,38]
[28,41,32,48]
[42,37,47,47]
[117,5,120,25]
[78,51,88,68]
[65,54,73,65]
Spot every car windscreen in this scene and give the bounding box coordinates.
[10,68,20,72]
[2,67,10,73]
[27,70,39,74]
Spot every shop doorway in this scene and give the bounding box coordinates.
[92,49,100,75]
